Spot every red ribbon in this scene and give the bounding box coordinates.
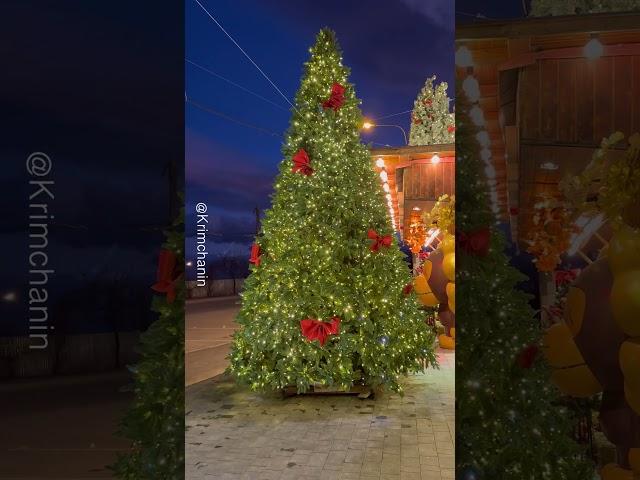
[419,251,429,260]
[447,125,456,133]
[291,148,314,176]
[516,344,539,369]
[151,249,178,303]
[457,227,490,257]
[249,243,262,267]
[368,229,392,252]
[554,269,577,287]
[300,316,341,346]
[322,83,346,112]
[403,283,413,296]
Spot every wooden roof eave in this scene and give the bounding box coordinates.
[370,143,455,158]
[456,12,640,41]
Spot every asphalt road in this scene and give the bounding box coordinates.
[185,296,241,386]
[0,371,132,478]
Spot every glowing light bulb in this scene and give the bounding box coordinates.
[462,76,480,103]
[584,37,603,60]
[455,46,473,67]
[470,105,485,126]
[476,130,490,147]
[375,158,385,168]
[380,170,388,182]
[431,154,440,165]
[383,183,390,193]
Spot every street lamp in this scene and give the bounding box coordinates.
[362,121,408,145]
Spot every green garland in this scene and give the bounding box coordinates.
[113,207,185,480]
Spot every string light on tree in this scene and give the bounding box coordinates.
[228,29,435,394]
[455,75,593,479]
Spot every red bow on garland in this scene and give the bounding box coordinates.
[447,125,456,133]
[300,316,341,346]
[291,148,314,176]
[322,83,346,112]
[368,229,392,252]
[554,269,578,287]
[151,249,179,303]
[419,251,429,260]
[457,227,491,257]
[249,243,262,267]
[403,283,413,295]
[516,344,539,369]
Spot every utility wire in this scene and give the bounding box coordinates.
[186,96,281,138]
[372,109,413,121]
[192,0,297,111]
[186,59,289,112]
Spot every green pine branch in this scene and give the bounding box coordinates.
[455,86,593,479]
[112,206,185,480]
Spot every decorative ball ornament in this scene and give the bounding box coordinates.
[446,282,455,313]
[608,225,640,275]
[414,273,438,307]
[378,335,389,346]
[440,233,455,254]
[443,252,455,282]
[611,270,640,337]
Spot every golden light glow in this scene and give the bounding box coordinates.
[363,121,374,129]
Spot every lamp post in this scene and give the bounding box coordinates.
[362,121,408,145]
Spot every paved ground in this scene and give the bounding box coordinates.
[186,349,455,480]
[186,296,240,385]
[0,371,132,479]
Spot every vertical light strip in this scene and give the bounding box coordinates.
[457,46,501,219]
[376,157,397,231]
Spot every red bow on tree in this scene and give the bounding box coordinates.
[322,82,346,112]
[447,125,456,133]
[554,269,577,287]
[403,283,413,295]
[249,243,262,267]
[368,229,392,252]
[151,249,179,303]
[419,251,430,260]
[300,316,341,346]
[457,227,491,257]
[516,344,539,369]
[291,148,314,176]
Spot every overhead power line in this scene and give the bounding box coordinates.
[186,95,282,138]
[192,0,297,111]
[373,109,413,121]
[186,58,289,112]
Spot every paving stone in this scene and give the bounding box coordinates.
[186,349,454,480]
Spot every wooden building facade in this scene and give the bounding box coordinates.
[456,12,640,248]
[371,144,455,238]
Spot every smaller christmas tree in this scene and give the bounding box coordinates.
[409,76,455,146]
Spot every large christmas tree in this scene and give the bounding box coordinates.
[229,29,436,394]
[455,88,593,478]
[409,75,455,146]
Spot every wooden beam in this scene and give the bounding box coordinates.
[456,12,640,41]
[498,43,640,71]
[371,144,455,157]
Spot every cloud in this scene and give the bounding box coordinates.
[399,0,454,31]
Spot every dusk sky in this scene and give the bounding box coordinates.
[185,0,455,267]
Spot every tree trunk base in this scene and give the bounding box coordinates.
[281,384,374,399]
